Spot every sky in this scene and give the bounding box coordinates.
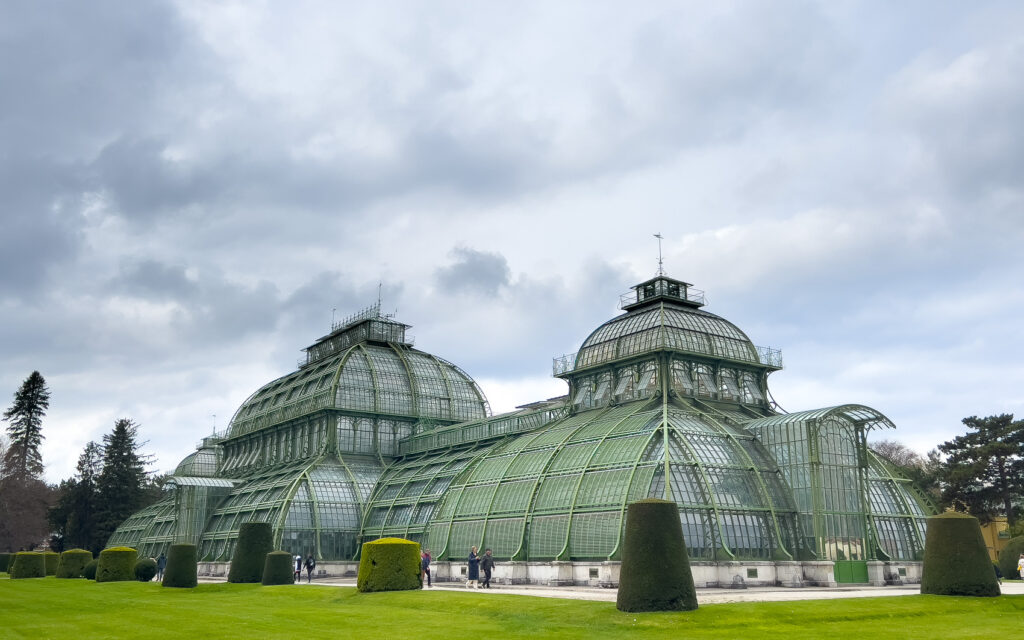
[2,1,1023,483]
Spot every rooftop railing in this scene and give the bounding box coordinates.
[619,282,706,309]
[552,340,783,375]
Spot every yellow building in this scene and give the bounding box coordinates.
[979,517,1010,562]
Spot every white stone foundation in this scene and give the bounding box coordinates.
[196,559,922,588]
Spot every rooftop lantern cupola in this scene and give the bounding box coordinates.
[301,302,412,366]
[619,275,705,311]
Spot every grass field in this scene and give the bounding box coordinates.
[2,574,1023,639]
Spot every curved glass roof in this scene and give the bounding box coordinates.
[574,302,762,370]
[174,446,221,477]
[363,400,800,562]
[228,343,489,438]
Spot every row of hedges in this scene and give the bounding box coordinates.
[0,552,10,573]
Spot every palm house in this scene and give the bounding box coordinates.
[109,274,933,587]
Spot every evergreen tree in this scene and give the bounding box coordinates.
[2,371,50,480]
[94,419,150,546]
[49,441,104,553]
[938,414,1024,526]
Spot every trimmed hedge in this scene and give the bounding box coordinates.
[0,552,10,573]
[921,512,1000,597]
[262,551,296,585]
[135,557,158,582]
[997,535,1024,580]
[96,547,138,583]
[44,551,59,576]
[162,543,198,588]
[357,538,421,592]
[9,552,46,579]
[56,549,93,578]
[228,522,274,584]
[617,499,698,612]
[83,559,98,580]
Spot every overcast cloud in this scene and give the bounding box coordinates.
[2,0,1023,481]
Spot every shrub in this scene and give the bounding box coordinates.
[96,547,138,583]
[228,522,274,584]
[43,551,59,576]
[921,511,1000,597]
[357,538,421,592]
[616,499,698,612]
[135,557,158,582]
[83,559,98,580]
[56,549,93,578]
[9,552,46,579]
[0,552,11,573]
[997,535,1024,580]
[162,543,198,588]
[262,551,296,585]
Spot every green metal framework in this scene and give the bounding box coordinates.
[109,274,934,568]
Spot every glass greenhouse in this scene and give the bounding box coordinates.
[109,275,933,585]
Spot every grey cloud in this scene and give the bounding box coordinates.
[109,259,199,300]
[434,248,512,297]
[883,41,1024,204]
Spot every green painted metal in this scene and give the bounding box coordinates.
[108,274,935,566]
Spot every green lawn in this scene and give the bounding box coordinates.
[2,576,1022,639]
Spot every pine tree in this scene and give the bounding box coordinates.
[2,371,50,480]
[94,419,150,546]
[939,414,1024,526]
[49,441,104,553]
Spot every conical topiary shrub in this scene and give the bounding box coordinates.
[356,538,421,592]
[162,543,198,588]
[56,549,94,578]
[262,551,296,585]
[43,551,59,575]
[997,535,1024,580]
[9,552,46,579]
[228,522,274,583]
[617,499,697,612]
[920,511,1000,597]
[96,547,138,583]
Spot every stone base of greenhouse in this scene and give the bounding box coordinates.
[196,559,922,588]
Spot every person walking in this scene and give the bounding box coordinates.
[466,546,480,588]
[421,548,432,588]
[1017,553,1024,580]
[294,554,302,583]
[304,554,316,583]
[156,552,167,582]
[480,548,495,588]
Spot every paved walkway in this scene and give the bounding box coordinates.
[205,577,1024,604]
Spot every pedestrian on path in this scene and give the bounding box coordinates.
[421,549,432,588]
[294,555,302,583]
[305,555,316,583]
[156,553,167,581]
[1017,554,1024,579]
[466,546,480,588]
[480,548,495,588]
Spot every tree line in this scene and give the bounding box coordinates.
[0,371,165,554]
[871,414,1024,533]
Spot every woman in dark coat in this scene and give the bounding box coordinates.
[466,546,480,589]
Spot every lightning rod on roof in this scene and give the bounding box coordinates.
[654,232,665,276]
